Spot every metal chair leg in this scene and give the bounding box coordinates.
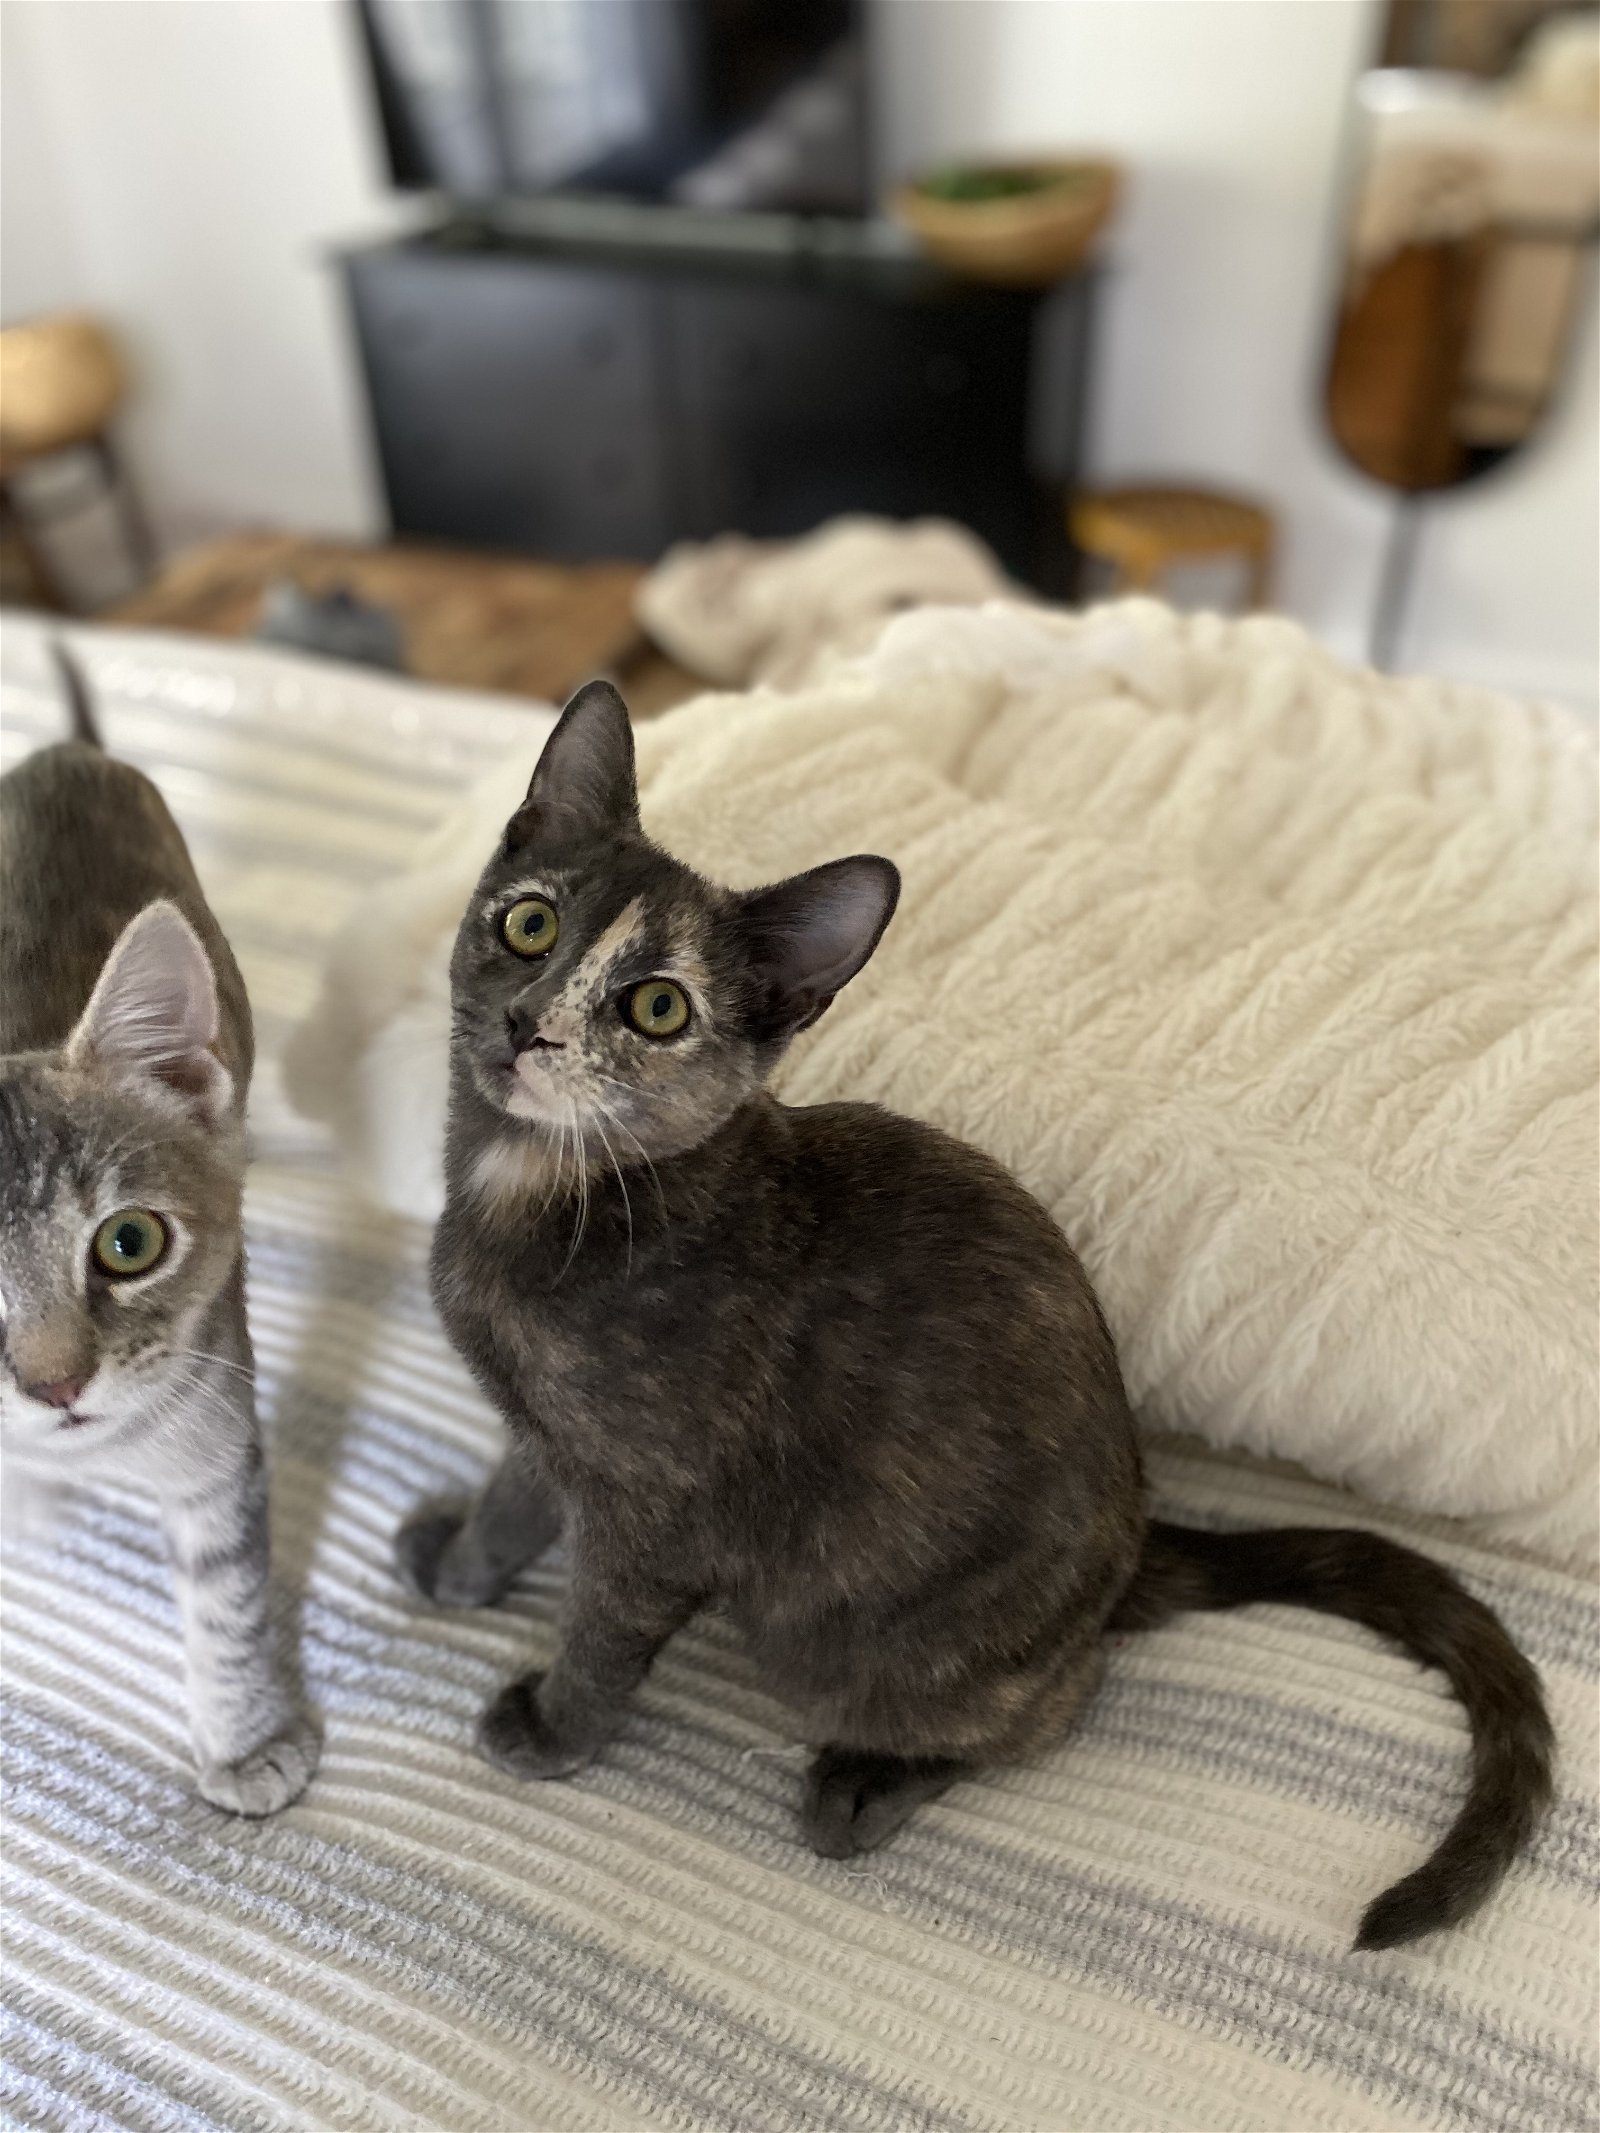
[90,432,159,583]
[0,477,71,610]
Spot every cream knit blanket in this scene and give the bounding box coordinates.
[287,599,1600,1567]
[634,513,1019,689]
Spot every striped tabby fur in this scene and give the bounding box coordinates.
[0,650,316,1815]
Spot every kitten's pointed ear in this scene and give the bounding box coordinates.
[737,855,900,1039]
[65,901,233,1126]
[504,679,638,850]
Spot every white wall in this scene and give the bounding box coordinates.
[1402,302,1597,707]
[1,2,83,320]
[1,0,402,548]
[3,0,1594,710]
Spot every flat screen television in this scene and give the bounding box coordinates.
[354,0,872,217]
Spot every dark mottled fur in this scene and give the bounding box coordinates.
[404,680,1552,1949]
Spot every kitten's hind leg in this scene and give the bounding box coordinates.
[801,1747,970,1859]
[395,1443,561,1608]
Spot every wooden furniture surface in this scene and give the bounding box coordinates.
[1326,237,1491,490]
[105,531,696,708]
[890,161,1119,286]
[1068,485,1277,607]
[0,313,125,461]
[0,313,155,610]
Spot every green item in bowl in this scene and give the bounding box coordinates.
[917,165,1090,205]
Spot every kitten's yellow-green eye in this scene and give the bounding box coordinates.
[626,979,690,1039]
[502,897,559,958]
[92,1209,169,1279]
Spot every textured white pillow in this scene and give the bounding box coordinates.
[286,600,1599,1566]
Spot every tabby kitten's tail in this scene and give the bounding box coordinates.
[51,639,103,748]
[1110,1520,1554,1949]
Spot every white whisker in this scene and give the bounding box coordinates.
[531,1116,568,1229]
[591,1083,669,1223]
[556,1099,590,1282]
[592,1109,634,1280]
[166,1345,253,1384]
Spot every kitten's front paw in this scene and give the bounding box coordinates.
[394,1501,509,1609]
[475,1674,593,1781]
[198,1711,321,1818]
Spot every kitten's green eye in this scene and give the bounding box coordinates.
[92,1209,169,1279]
[626,979,690,1039]
[502,897,559,958]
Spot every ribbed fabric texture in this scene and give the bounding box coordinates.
[1,620,1595,2133]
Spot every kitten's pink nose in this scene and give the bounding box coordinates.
[27,1374,89,1411]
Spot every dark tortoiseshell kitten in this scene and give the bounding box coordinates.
[401,682,1551,1949]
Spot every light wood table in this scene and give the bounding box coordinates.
[106,531,699,713]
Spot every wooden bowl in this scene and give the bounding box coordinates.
[890,159,1120,285]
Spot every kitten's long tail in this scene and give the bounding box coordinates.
[1110,1520,1553,1950]
[51,639,103,748]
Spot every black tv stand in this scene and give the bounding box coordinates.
[338,221,1097,589]
[441,193,916,265]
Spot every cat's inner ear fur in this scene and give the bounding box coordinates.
[65,900,232,1125]
[738,855,900,1037]
[505,679,639,850]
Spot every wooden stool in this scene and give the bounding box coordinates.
[0,312,156,609]
[1069,485,1276,607]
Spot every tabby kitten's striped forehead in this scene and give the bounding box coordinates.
[447,682,899,1178]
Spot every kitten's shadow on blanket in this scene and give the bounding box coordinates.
[249,1161,427,1669]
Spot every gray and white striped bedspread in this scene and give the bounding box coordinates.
[2,617,1595,2133]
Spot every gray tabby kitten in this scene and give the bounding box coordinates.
[403,680,1551,1949]
[0,649,318,1815]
